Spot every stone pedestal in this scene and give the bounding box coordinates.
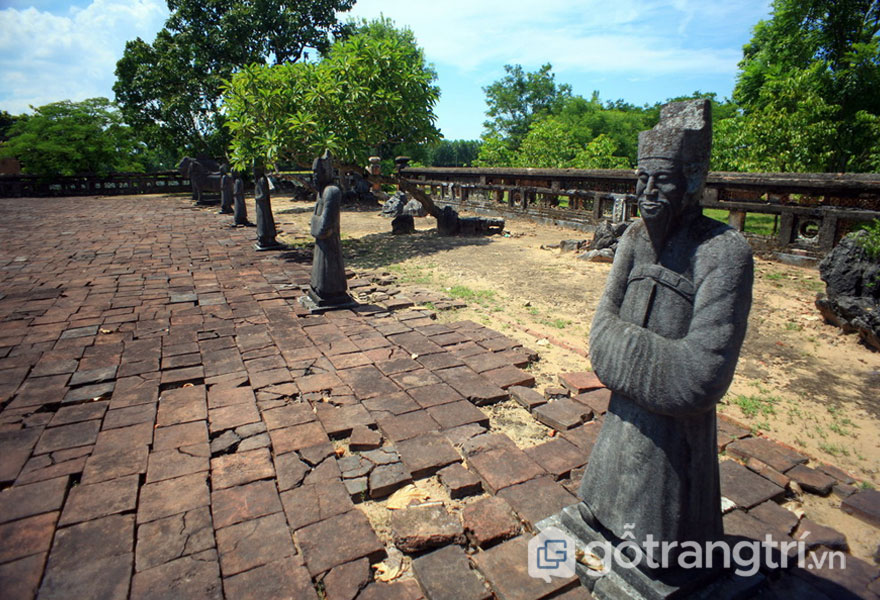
[299,289,358,314]
[536,506,764,600]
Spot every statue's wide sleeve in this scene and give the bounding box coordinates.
[588,228,754,417]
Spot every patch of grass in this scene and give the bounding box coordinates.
[540,317,571,329]
[704,208,728,224]
[730,394,778,418]
[744,213,777,236]
[859,481,874,490]
[828,422,852,437]
[447,285,495,305]
[764,272,784,281]
[785,321,803,331]
[818,442,850,457]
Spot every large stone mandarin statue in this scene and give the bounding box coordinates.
[305,151,356,311]
[575,100,754,559]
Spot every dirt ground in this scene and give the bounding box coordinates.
[263,195,879,560]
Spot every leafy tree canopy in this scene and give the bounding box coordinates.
[114,0,355,162]
[482,64,572,150]
[0,98,149,176]
[724,0,880,171]
[223,17,440,171]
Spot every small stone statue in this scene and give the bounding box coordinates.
[232,176,250,226]
[253,165,282,250]
[302,151,356,312]
[219,172,233,214]
[547,100,754,598]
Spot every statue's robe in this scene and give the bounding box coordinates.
[580,214,753,552]
[309,185,348,302]
[254,176,277,247]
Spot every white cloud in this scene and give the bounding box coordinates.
[0,0,168,113]
[348,0,768,78]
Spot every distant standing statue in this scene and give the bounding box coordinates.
[548,100,754,598]
[253,164,282,250]
[301,150,356,312]
[219,171,233,214]
[233,176,250,226]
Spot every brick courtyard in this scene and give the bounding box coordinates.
[0,195,878,599]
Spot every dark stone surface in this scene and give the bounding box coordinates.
[224,557,317,600]
[532,398,590,431]
[306,152,355,310]
[216,512,296,576]
[254,174,281,250]
[524,438,586,480]
[576,100,755,572]
[786,464,835,496]
[497,476,578,527]
[508,386,547,411]
[411,544,492,600]
[558,371,603,394]
[130,550,222,600]
[135,507,214,572]
[369,462,413,498]
[815,230,880,351]
[841,489,880,527]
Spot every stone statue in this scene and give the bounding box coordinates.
[301,151,356,312]
[253,165,282,250]
[548,100,754,598]
[219,172,233,214]
[232,176,250,226]
[178,156,222,204]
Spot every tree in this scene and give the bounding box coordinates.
[427,139,482,167]
[482,64,572,151]
[0,98,147,176]
[729,0,880,171]
[222,18,440,171]
[114,0,355,161]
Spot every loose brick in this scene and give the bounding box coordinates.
[216,512,296,576]
[296,510,385,576]
[211,447,275,489]
[497,476,578,527]
[467,447,544,494]
[437,463,482,499]
[719,460,785,509]
[461,496,520,548]
[397,432,461,478]
[412,544,492,600]
[212,479,283,529]
[390,503,465,553]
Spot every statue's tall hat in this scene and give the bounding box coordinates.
[638,99,712,177]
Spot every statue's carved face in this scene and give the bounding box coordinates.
[636,158,687,234]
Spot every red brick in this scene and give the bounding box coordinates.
[296,510,385,576]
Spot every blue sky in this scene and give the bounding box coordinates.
[0,0,773,140]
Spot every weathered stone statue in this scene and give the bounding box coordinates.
[301,151,356,312]
[546,100,755,599]
[232,176,250,226]
[253,165,282,250]
[219,172,233,214]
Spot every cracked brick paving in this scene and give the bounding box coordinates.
[0,196,878,599]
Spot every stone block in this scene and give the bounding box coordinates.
[211,447,275,489]
[211,479,283,529]
[146,443,210,483]
[461,496,520,548]
[296,510,385,576]
[216,512,296,576]
[745,457,790,489]
[280,480,353,531]
[523,438,586,480]
[0,511,58,564]
[467,447,545,494]
[138,472,210,524]
[349,425,382,451]
[412,544,492,600]
[719,459,785,509]
[397,432,462,478]
[316,403,375,438]
[508,386,547,411]
[558,371,603,394]
[322,557,370,600]
[786,464,835,496]
[377,410,439,442]
[437,463,482,499]
[572,388,611,415]
[59,474,139,526]
[223,557,318,600]
[471,536,577,600]
[727,437,808,473]
[482,365,535,390]
[841,489,880,527]
[130,550,222,600]
[135,507,214,572]
[426,400,489,430]
[369,462,413,499]
[391,503,465,553]
[532,398,590,431]
[747,500,800,536]
[496,476,578,527]
[793,518,849,551]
